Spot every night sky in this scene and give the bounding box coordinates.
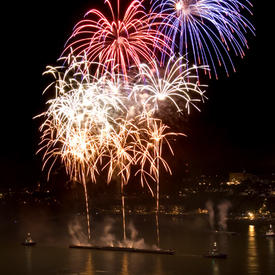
[1,1,273,188]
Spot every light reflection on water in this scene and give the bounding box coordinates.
[76,250,165,275]
[82,252,94,275]
[25,247,32,274]
[154,256,164,275]
[211,260,220,275]
[120,253,129,275]
[267,236,274,272]
[247,225,259,274]
[2,217,275,275]
[268,237,274,255]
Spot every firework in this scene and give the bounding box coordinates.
[37,57,128,182]
[129,55,208,245]
[63,0,170,79]
[36,55,132,239]
[150,0,255,78]
[37,53,208,244]
[36,0,257,249]
[131,55,208,115]
[135,115,184,245]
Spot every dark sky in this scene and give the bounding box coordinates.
[1,1,273,188]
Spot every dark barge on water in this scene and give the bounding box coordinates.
[69,244,175,255]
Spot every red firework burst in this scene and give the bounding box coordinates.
[63,0,169,78]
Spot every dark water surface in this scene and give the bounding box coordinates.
[1,213,274,275]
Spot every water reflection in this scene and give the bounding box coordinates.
[211,259,220,275]
[218,234,228,254]
[24,247,32,274]
[267,236,274,269]
[154,256,164,275]
[81,251,117,274]
[82,252,94,275]
[248,225,259,274]
[120,253,129,275]
[101,251,115,273]
[268,237,274,255]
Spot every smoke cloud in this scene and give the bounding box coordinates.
[69,217,150,249]
[68,216,88,245]
[205,200,232,231]
[206,200,215,230]
[217,200,232,231]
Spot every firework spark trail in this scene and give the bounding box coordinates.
[150,0,255,78]
[103,119,138,241]
[129,56,208,245]
[137,116,185,246]
[63,0,170,80]
[108,115,184,243]
[147,119,174,247]
[102,116,179,241]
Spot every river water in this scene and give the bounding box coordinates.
[0,213,274,275]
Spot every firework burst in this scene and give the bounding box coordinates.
[36,56,131,240]
[150,0,255,78]
[63,0,170,79]
[37,56,128,182]
[131,55,208,116]
[37,54,208,201]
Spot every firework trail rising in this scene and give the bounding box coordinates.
[136,116,183,246]
[150,0,255,78]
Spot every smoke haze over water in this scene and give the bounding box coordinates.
[217,200,232,231]
[205,200,232,231]
[68,217,150,248]
[205,200,214,230]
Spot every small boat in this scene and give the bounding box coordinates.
[265,224,275,237]
[203,242,227,259]
[22,233,36,246]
